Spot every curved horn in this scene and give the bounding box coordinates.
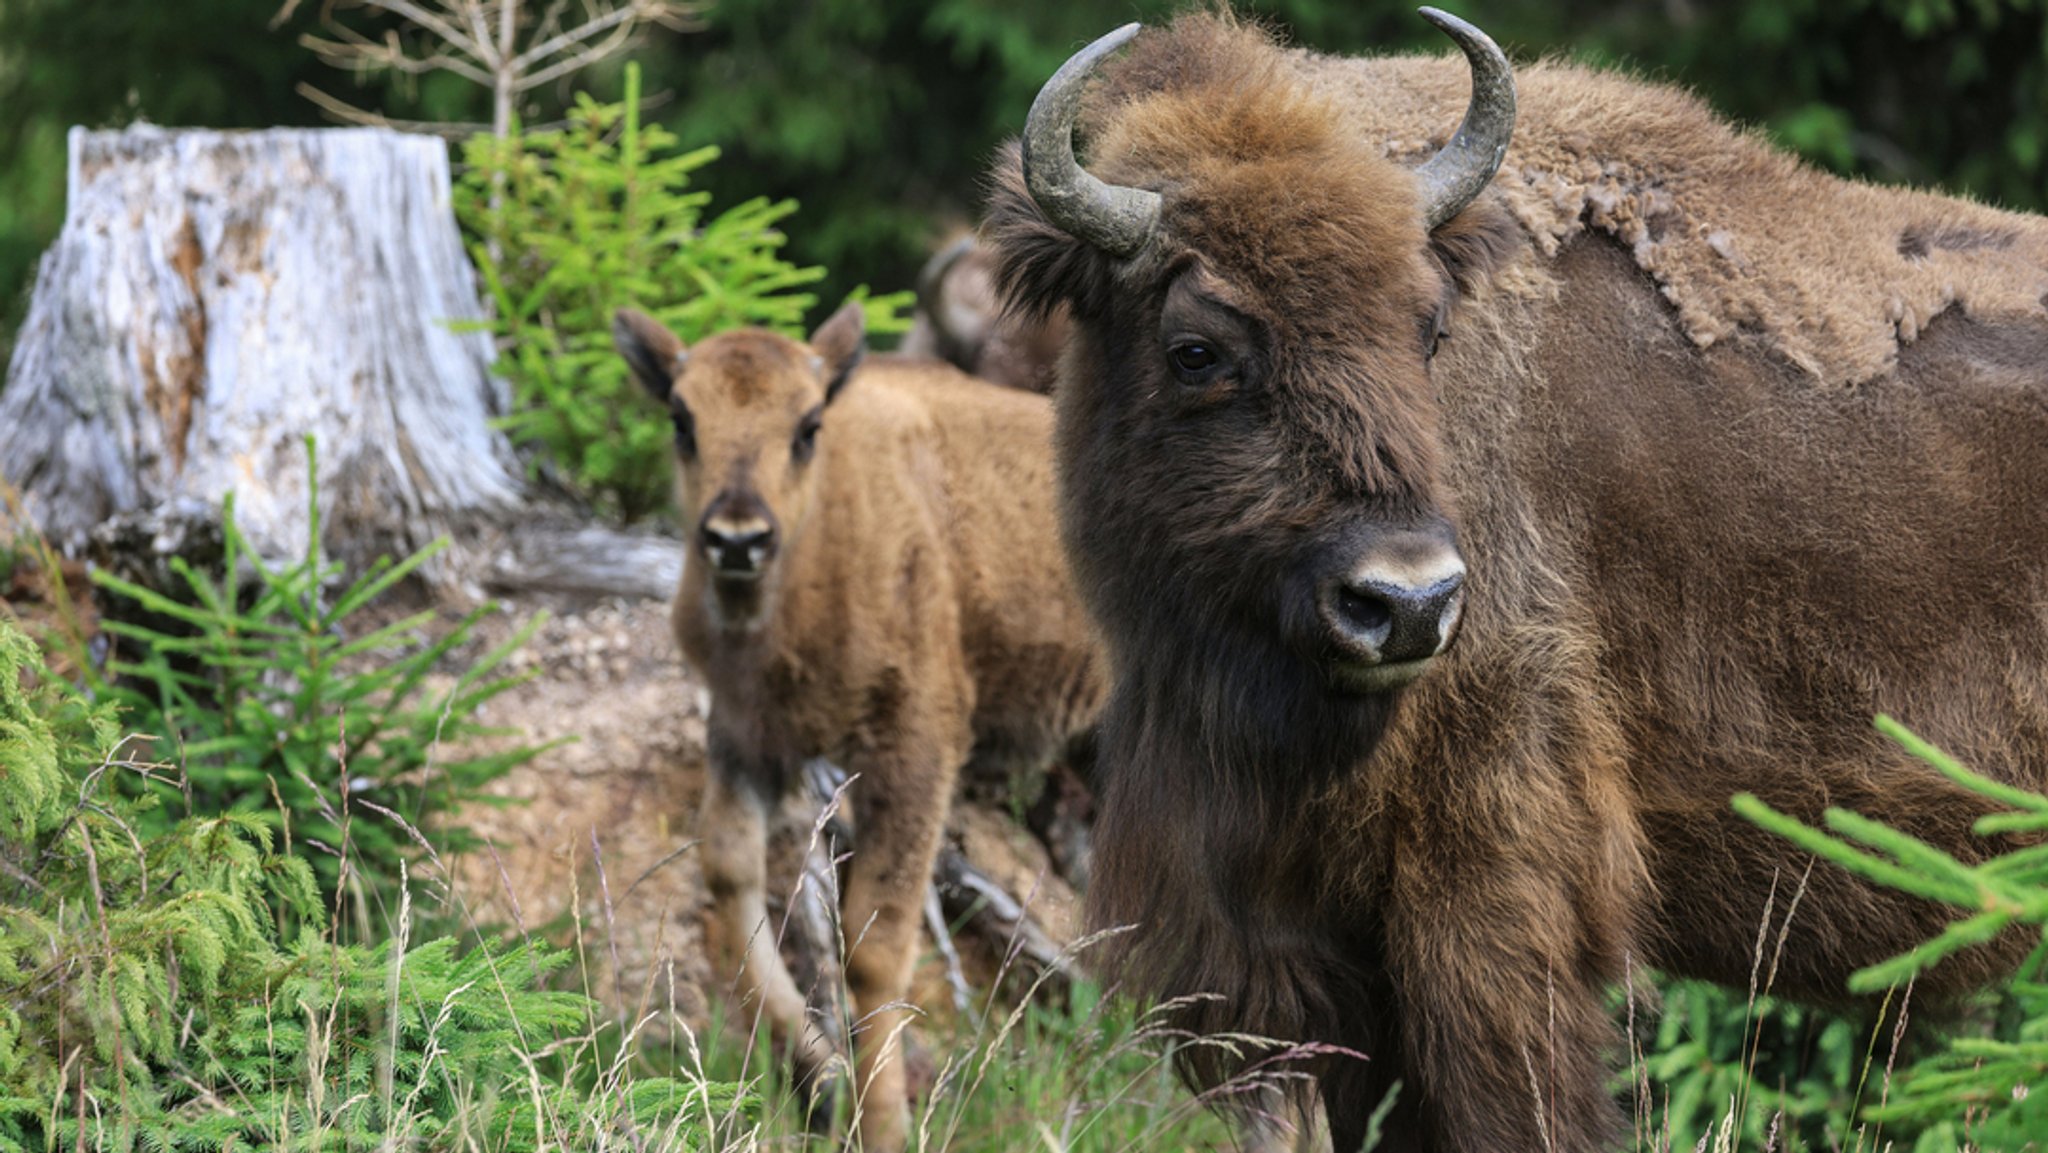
[1021,23,1161,258]
[913,235,983,364]
[1413,8,1517,230]
[915,235,976,308]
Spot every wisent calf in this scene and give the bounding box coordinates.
[613,304,1102,1151]
[986,9,2048,1151]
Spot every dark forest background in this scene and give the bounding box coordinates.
[2,0,2044,355]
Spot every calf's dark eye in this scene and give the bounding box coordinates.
[792,413,822,463]
[671,408,697,459]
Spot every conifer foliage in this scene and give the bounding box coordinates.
[456,64,909,521]
[0,614,750,1151]
[1738,718,2048,1148]
[88,441,546,899]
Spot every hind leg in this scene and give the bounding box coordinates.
[699,755,842,1128]
[839,725,970,1153]
[1026,734,1097,889]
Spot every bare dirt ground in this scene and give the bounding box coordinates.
[440,597,719,1022]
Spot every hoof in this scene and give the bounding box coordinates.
[795,1065,844,1136]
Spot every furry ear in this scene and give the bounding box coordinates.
[810,301,866,403]
[982,141,1116,325]
[613,309,687,401]
[1427,199,1524,297]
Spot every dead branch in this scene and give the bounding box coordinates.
[924,884,975,1018]
[483,523,684,601]
[294,82,490,137]
[932,844,1073,992]
[784,759,1076,1014]
[295,0,700,136]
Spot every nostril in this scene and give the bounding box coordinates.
[1321,540,1465,683]
[1329,571,1465,665]
[1439,584,1466,637]
[1336,586,1393,637]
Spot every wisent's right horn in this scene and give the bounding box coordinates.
[1020,24,1162,258]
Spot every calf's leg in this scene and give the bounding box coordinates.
[839,727,969,1153]
[698,767,841,1127]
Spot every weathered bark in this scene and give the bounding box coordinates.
[0,125,521,574]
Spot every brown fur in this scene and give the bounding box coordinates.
[984,12,2048,1152]
[1284,44,2048,386]
[900,234,1071,393]
[614,307,1103,1152]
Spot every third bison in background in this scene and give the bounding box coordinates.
[988,7,2048,1152]
[900,234,1070,394]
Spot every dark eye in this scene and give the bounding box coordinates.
[1169,341,1222,382]
[1423,315,1449,360]
[792,411,822,464]
[670,406,697,459]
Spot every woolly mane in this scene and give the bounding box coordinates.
[1293,40,2048,385]
[1051,12,2048,387]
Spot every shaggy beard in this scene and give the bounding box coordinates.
[1083,610,1402,1097]
[1094,596,1402,803]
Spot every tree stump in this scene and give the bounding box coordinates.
[0,125,521,574]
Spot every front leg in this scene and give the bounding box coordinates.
[839,723,970,1153]
[699,730,842,1131]
[1370,838,1632,1153]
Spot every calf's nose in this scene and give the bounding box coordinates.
[700,517,777,575]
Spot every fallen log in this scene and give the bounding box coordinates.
[483,522,684,601]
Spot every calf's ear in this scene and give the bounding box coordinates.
[810,301,867,403]
[613,309,687,401]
